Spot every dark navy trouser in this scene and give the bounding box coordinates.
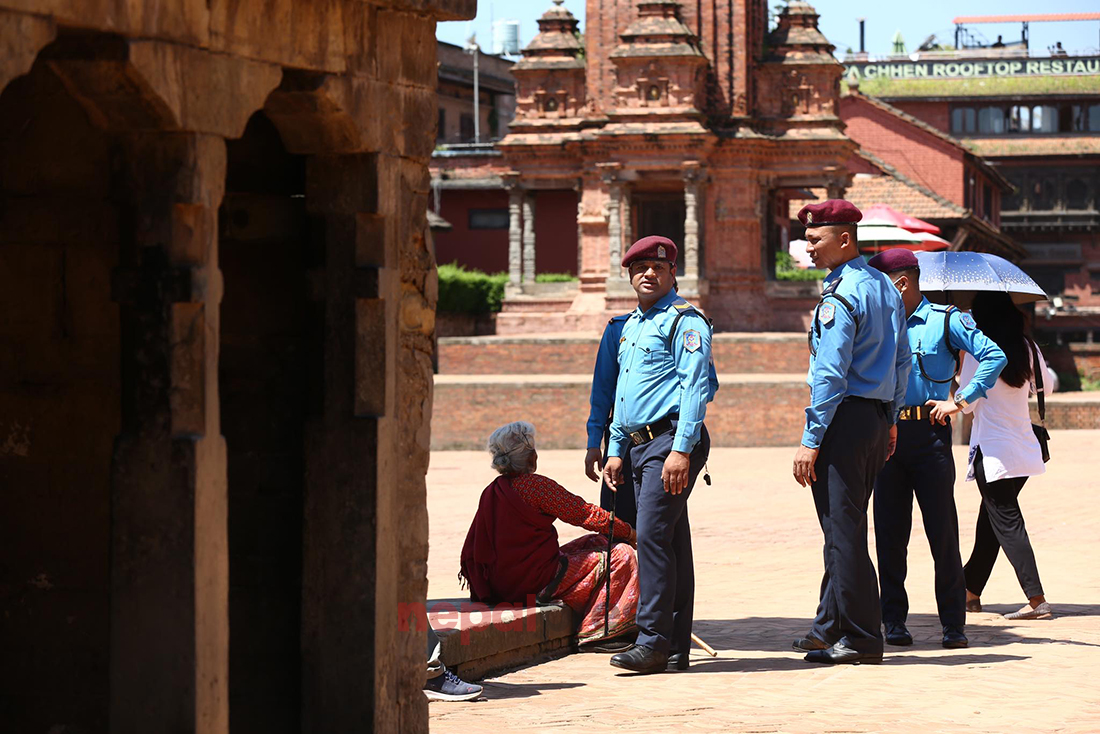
[810,399,888,655]
[600,428,637,528]
[874,418,966,627]
[630,423,709,655]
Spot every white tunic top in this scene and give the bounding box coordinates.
[959,344,1047,483]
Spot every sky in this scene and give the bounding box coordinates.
[436,0,1100,59]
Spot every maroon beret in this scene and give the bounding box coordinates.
[798,199,863,228]
[622,235,678,268]
[867,248,920,274]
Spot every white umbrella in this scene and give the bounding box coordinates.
[915,251,1047,307]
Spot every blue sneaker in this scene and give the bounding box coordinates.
[424,669,483,702]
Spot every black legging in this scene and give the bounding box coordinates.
[963,447,1045,599]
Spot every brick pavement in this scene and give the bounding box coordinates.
[426,430,1100,733]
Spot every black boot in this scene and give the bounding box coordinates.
[942,625,968,649]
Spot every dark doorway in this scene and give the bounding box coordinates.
[220,111,316,733]
[0,54,121,732]
[633,193,686,271]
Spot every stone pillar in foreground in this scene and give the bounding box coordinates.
[110,132,228,734]
[601,163,624,284]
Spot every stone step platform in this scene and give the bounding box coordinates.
[432,373,808,450]
[432,373,1100,451]
[428,599,575,680]
[438,332,809,375]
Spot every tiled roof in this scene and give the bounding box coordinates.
[964,136,1100,158]
[857,74,1100,99]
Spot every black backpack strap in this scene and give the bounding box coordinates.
[1029,338,1045,422]
[666,299,712,351]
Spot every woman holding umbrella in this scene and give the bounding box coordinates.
[956,291,1052,621]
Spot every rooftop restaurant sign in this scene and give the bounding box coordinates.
[846,57,1100,80]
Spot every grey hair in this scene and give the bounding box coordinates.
[487,421,537,475]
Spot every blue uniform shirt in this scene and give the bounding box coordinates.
[607,290,713,458]
[803,257,912,449]
[903,297,1006,406]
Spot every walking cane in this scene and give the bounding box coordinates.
[602,472,617,640]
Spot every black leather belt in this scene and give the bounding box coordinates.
[897,405,931,421]
[629,414,678,446]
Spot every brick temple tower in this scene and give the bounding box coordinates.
[472,0,856,332]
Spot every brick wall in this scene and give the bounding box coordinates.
[431,376,808,450]
[891,100,951,134]
[841,95,966,205]
[438,334,809,375]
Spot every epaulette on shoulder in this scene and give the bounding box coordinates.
[608,313,630,324]
[929,303,957,312]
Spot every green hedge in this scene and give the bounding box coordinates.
[437,263,508,314]
[776,251,827,282]
[535,272,578,283]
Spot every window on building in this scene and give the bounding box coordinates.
[979,106,1005,134]
[1006,105,1030,132]
[459,113,475,142]
[1090,104,1100,132]
[437,108,446,142]
[1032,178,1055,211]
[1032,105,1059,133]
[951,107,976,134]
[982,184,993,221]
[1004,173,1025,211]
[1066,178,1089,210]
[468,208,510,229]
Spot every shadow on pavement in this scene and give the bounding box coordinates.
[691,612,1098,653]
[681,651,1029,674]
[479,681,585,700]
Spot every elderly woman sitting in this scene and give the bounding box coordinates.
[460,421,639,645]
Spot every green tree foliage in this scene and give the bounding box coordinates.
[776,251,827,282]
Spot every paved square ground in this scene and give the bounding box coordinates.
[427,431,1100,733]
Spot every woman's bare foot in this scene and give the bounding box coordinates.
[965,590,981,613]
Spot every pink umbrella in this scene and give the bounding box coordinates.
[862,204,942,235]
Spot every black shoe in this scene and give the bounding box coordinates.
[581,637,636,654]
[792,634,829,652]
[884,622,913,647]
[804,639,883,665]
[942,625,969,649]
[610,645,668,674]
[667,652,689,671]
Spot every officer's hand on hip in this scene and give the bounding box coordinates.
[792,445,819,487]
[886,424,899,460]
[603,457,624,489]
[662,451,690,495]
[584,447,604,482]
[925,399,960,425]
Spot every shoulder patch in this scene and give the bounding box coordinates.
[683,329,701,353]
[960,312,976,330]
[819,302,836,325]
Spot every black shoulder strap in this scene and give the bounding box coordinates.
[1029,338,1045,422]
[942,306,960,360]
[666,299,712,351]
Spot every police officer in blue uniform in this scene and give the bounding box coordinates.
[868,249,1006,650]
[587,306,719,528]
[791,200,912,665]
[603,235,714,675]
[586,312,638,528]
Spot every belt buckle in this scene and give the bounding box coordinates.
[899,407,913,421]
[630,431,644,446]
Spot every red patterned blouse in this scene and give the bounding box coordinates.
[510,473,633,541]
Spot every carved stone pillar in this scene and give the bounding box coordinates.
[600,164,624,281]
[110,132,228,734]
[683,161,703,281]
[504,174,523,285]
[621,187,633,250]
[522,191,536,283]
[825,166,850,199]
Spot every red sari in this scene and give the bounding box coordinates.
[460,473,639,642]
